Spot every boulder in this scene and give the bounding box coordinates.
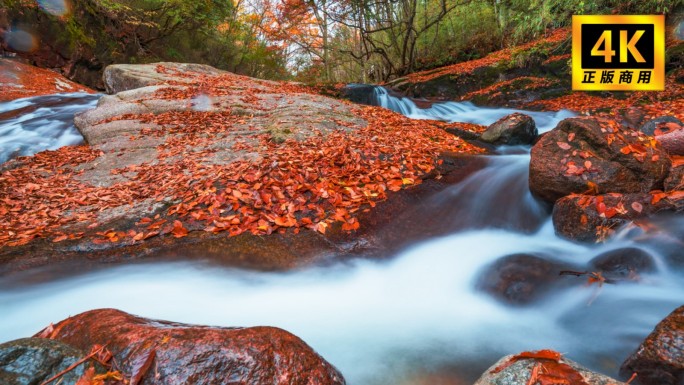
[588,247,656,281]
[480,113,537,146]
[530,117,671,203]
[552,192,684,242]
[640,116,683,136]
[655,128,684,156]
[474,351,626,385]
[621,305,684,385]
[476,253,575,305]
[0,337,101,385]
[103,62,230,94]
[38,308,345,385]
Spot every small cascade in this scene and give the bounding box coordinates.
[372,86,574,133]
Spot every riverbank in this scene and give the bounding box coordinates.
[0,58,93,101]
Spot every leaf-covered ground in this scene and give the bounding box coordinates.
[0,65,483,249]
[401,28,569,85]
[0,58,93,101]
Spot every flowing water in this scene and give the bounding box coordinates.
[0,93,101,164]
[1,88,683,384]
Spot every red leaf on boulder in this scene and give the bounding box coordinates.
[171,220,188,238]
[556,142,572,150]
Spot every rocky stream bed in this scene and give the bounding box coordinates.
[1,40,684,385]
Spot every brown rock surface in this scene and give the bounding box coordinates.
[621,305,684,385]
[529,117,671,203]
[39,308,345,385]
[552,192,684,242]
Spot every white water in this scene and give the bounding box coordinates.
[0,93,100,163]
[373,87,575,133]
[1,90,683,384]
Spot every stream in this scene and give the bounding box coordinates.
[1,89,683,384]
[0,93,101,164]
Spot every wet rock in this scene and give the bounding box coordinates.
[41,308,345,385]
[0,337,100,385]
[476,253,574,305]
[620,305,684,385]
[474,352,626,385]
[480,113,537,146]
[340,83,378,106]
[589,247,656,281]
[655,128,684,156]
[664,164,684,191]
[530,117,671,203]
[552,192,684,242]
[640,116,683,136]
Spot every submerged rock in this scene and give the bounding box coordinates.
[621,305,684,385]
[38,308,345,385]
[589,247,656,281]
[0,337,100,385]
[529,117,671,203]
[480,113,537,146]
[476,253,575,305]
[474,351,626,385]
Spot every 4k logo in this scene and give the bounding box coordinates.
[572,15,664,91]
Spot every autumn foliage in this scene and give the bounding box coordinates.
[0,59,93,101]
[0,65,483,248]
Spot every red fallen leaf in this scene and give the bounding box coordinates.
[556,141,572,150]
[52,235,68,243]
[666,191,684,201]
[341,218,360,231]
[527,363,541,385]
[584,161,592,170]
[36,323,55,339]
[313,221,328,234]
[620,146,632,155]
[588,271,606,286]
[568,133,576,142]
[171,220,188,238]
[493,350,561,373]
[652,192,668,204]
[604,207,618,219]
[597,201,607,215]
[495,349,590,385]
[671,156,684,167]
[143,231,160,240]
[274,216,297,227]
[387,179,403,192]
[631,202,643,213]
